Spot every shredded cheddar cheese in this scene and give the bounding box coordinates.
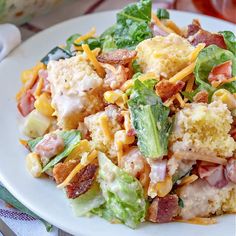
[189,43,205,62]
[121,111,132,132]
[57,150,98,188]
[178,174,198,186]
[169,62,195,83]
[164,19,182,35]
[151,13,174,34]
[74,27,96,45]
[176,217,217,225]
[34,77,44,97]
[175,93,185,107]
[82,44,105,78]
[99,114,113,142]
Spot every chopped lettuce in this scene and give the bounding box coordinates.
[73,37,101,50]
[28,130,81,171]
[219,31,236,56]
[97,152,146,228]
[100,0,152,50]
[65,33,81,51]
[194,45,236,94]
[156,8,170,19]
[128,79,172,158]
[70,183,105,216]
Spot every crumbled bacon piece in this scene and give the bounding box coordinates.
[186,20,201,37]
[66,164,98,199]
[156,80,185,102]
[148,194,179,223]
[193,90,208,103]
[225,158,236,184]
[17,90,36,117]
[127,128,136,137]
[230,127,236,140]
[189,30,227,49]
[97,49,137,65]
[34,133,65,158]
[53,160,79,184]
[208,60,232,84]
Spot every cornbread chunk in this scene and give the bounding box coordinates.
[84,105,122,158]
[170,101,236,157]
[47,53,104,129]
[136,33,194,78]
[178,179,236,219]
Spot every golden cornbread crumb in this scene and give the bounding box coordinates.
[170,101,236,157]
[136,33,194,79]
[84,105,122,158]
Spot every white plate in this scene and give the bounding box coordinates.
[0,10,235,236]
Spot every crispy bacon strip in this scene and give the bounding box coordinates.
[97,49,137,65]
[208,60,232,84]
[148,194,179,223]
[66,164,98,199]
[156,80,185,102]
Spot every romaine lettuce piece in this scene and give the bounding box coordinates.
[219,31,236,56]
[70,182,105,216]
[194,45,236,94]
[128,79,172,158]
[98,152,146,228]
[156,8,170,19]
[28,130,81,171]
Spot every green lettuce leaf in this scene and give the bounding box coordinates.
[28,130,81,171]
[128,79,172,158]
[156,8,170,19]
[194,45,236,94]
[65,33,81,51]
[0,186,52,232]
[73,37,101,50]
[69,182,105,216]
[219,31,236,55]
[98,152,146,228]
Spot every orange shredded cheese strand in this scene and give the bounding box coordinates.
[189,43,205,62]
[179,174,198,186]
[169,62,196,83]
[151,13,174,34]
[57,150,98,188]
[214,76,236,88]
[175,93,185,107]
[34,77,44,97]
[82,44,105,78]
[174,151,227,165]
[99,114,113,142]
[185,76,195,92]
[74,27,96,45]
[176,217,217,225]
[164,20,182,35]
[74,46,83,51]
[116,141,123,167]
[164,94,177,107]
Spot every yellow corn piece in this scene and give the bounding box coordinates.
[82,44,105,78]
[151,13,174,34]
[104,90,127,108]
[34,93,55,117]
[74,27,96,45]
[26,152,42,178]
[64,140,91,162]
[57,150,98,188]
[164,19,182,35]
[169,62,195,83]
[99,114,113,142]
[212,89,236,110]
[189,43,205,62]
[179,174,198,186]
[154,175,173,197]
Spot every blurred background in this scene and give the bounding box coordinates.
[0,0,235,40]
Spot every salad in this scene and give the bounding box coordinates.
[16,0,236,228]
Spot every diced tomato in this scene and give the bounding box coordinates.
[208,60,232,83]
[17,90,35,117]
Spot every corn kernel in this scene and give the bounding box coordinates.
[212,89,236,110]
[155,175,173,197]
[26,152,42,178]
[34,93,55,117]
